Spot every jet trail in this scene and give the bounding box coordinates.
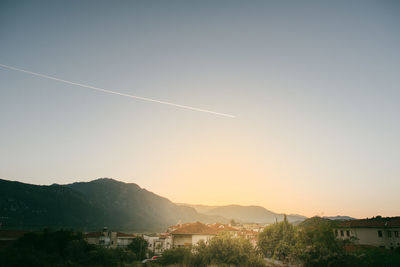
[0,63,235,118]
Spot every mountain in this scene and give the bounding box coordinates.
[0,179,104,229]
[0,178,226,231]
[176,203,219,214]
[323,216,356,220]
[182,204,307,224]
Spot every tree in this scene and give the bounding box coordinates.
[197,233,265,267]
[0,229,138,267]
[158,247,193,266]
[159,234,265,267]
[127,236,149,260]
[292,217,354,267]
[258,215,295,261]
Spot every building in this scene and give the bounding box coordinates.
[208,223,240,235]
[144,234,172,255]
[85,229,136,248]
[335,217,400,250]
[170,222,218,247]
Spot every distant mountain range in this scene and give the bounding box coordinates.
[179,204,307,224]
[0,178,309,232]
[0,178,226,231]
[323,216,356,220]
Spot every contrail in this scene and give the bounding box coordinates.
[0,63,235,118]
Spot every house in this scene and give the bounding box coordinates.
[334,217,400,250]
[208,223,240,235]
[116,232,137,248]
[207,223,258,247]
[144,234,172,255]
[170,222,218,248]
[85,229,136,248]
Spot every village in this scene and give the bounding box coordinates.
[83,221,266,255]
[81,216,400,255]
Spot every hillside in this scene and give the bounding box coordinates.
[323,216,356,220]
[0,179,105,229]
[0,178,226,231]
[183,204,307,224]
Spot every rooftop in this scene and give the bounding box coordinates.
[338,217,400,228]
[171,222,218,235]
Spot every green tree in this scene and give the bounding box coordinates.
[292,217,354,267]
[0,229,138,267]
[158,247,193,266]
[197,233,265,267]
[127,236,149,260]
[258,215,295,261]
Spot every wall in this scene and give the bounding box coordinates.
[172,234,192,247]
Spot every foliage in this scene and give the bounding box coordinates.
[158,247,193,266]
[258,216,400,267]
[127,236,149,260]
[258,215,295,261]
[0,229,137,267]
[159,234,265,267]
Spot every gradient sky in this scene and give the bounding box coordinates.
[1,0,399,218]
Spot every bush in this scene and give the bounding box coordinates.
[0,229,138,267]
[159,234,265,267]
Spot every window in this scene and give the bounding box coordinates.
[378,230,383,237]
[335,230,338,237]
[395,231,399,238]
[340,230,344,237]
[388,231,392,238]
[346,230,350,237]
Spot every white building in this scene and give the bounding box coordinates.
[335,217,400,250]
[144,234,172,255]
[170,222,217,248]
[85,229,136,248]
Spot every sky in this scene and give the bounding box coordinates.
[1,0,399,218]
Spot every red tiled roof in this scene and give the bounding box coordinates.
[116,232,136,238]
[84,232,103,238]
[158,233,170,238]
[171,222,218,235]
[208,223,239,232]
[338,217,400,228]
[168,222,192,231]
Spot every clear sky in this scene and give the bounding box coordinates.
[1,0,399,218]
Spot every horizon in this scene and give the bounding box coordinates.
[1,0,400,219]
[0,176,383,219]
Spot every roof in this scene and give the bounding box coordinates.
[84,231,136,238]
[171,222,218,235]
[168,222,192,232]
[84,232,103,238]
[116,232,136,238]
[208,223,239,232]
[338,217,400,228]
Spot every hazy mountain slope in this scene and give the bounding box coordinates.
[0,178,226,231]
[323,216,356,220]
[0,179,105,229]
[194,204,307,224]
[66,178,228,230]
[177,203,219,214]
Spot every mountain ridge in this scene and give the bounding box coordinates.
[178,203,307,224]
[0,178,226,232]
[0,178,308,231]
